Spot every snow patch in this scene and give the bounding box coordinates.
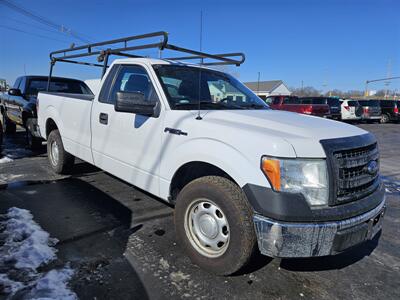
[1,207,58,269]
[0,156,13,164]
[25,267,76,300]
[0,207,77,299]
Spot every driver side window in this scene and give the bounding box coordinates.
[108,65,159,104]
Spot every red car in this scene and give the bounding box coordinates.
[266,95,330,117]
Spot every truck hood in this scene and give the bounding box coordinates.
[202,109,368,158]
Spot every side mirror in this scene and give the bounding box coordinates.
[8,88,22,96]
[115,91,156,116]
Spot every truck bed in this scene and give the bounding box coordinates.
[38,91,95,164]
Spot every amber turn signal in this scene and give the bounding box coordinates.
[261,158,281,191]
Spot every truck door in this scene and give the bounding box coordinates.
[91,64,164,197]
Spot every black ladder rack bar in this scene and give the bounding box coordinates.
[47,31,245,90]
[50,31,169,57]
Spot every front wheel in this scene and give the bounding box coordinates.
[47,129,75,174]
[26,128,42,150]
[174,176,257,275]
[2,113,16,134]
[0,120,3,150]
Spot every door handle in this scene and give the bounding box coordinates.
[99,113,108,125]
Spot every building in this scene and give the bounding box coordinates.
[244,80,291,99]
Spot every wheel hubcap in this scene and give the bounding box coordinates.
[184,199,230,258]
[50,140,59,166]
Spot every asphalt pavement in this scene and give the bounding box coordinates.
[0,124,399,300]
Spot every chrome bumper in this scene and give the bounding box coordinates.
[253,198,386,258]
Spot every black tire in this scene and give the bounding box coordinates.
[47,129,75,174]
[26,129,42,150]
[380,114,390,124]
[2,112,16,134]
[174,176,257,275]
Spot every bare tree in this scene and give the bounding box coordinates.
[290,86,322,97]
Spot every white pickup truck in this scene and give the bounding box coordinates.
[37,36,385,275]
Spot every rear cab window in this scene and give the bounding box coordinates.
[26,77,92,97]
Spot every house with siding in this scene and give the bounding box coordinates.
[244,80,291,99]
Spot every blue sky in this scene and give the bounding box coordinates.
[0,0,399,92]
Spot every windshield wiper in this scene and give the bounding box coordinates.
[241,103,267,109]
[174,101,244,110]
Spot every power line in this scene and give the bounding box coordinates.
[0,24,72,44]
[1,15,73,37]
[0,0,97,45]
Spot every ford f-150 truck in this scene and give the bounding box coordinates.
[37,33,385,275]
[0,75,92,149]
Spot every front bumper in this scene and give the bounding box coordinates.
[253,198,385,258]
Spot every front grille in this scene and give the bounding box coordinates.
[320,134,380,206]
[333,142,379,204]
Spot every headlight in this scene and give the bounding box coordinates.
[261,156,329,206]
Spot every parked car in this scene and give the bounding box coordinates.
[0,75,92,149]
[266,95,330,117]
[378,100,400,123]
[340,99,363,121]
[38,33,385,275]
[300,96,341,120]
[357,100,382,122]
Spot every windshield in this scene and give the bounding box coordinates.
[327,98,340,106]
[26,79,92,97]
[153,65,268,110]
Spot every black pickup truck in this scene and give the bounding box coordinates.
[0,75,92,149]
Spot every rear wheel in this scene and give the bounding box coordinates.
[47,129,75,174]
[174,176,257,275]
[380,114,390,124]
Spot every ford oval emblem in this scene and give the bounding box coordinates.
[366,160,378,175]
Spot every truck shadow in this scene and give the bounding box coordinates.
[1,130,46,159]
[0,177,150,299]
[279,232,381,272]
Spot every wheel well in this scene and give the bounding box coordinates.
[45,118,58,138]
[169,161,237,203]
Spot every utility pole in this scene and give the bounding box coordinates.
[199,10,203,64]
[257,72,260,96]
[384,59,392,99]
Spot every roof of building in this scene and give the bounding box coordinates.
[244,80,284,92]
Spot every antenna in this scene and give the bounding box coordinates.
[256,72,260,95]
[196,10,204,120]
